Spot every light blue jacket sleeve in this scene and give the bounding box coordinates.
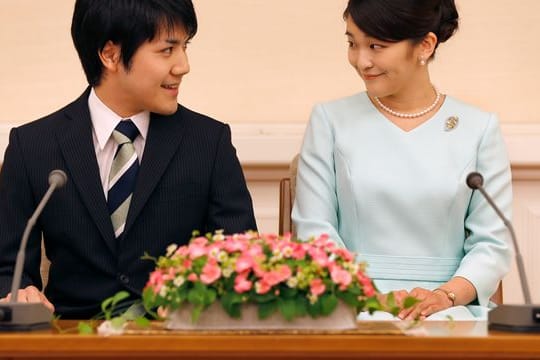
[292,104,346,247]
[455,114,513,306]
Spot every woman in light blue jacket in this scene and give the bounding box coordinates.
[292,0,512,320]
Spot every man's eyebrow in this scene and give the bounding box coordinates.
[165,38,181,45]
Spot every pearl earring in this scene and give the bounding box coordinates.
[419,57,426,66]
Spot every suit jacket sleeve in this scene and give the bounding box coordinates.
[205,124,257,234]
[0,128,43,296]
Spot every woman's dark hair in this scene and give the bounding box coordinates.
[344,0,458,55]
[71,0,198,86]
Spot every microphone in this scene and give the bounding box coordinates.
[0,170,67,331]
[466,172,540,332]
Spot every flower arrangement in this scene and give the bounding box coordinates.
[142,231,383,322]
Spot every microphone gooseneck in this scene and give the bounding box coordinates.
[466,172,531,305]
[9,170,68,303]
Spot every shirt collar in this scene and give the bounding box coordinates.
[88,88,150,150]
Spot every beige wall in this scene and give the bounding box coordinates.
[0,0,539,125]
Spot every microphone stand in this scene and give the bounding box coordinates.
[0,170,67,331]
[467,172,540,332]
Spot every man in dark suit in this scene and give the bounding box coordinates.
[0,0,256,318]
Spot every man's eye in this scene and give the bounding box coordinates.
[370,44,383,50]
[163,47,173,54]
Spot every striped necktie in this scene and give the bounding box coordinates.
[108,120,140,239]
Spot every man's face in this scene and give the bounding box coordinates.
[105,25,191,117]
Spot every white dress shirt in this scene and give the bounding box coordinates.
[87,88,150,198]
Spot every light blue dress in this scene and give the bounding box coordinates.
[292,92,513,308]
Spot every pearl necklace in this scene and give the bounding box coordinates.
[374,90,441,118]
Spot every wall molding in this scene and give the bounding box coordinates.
[1,122,539,169]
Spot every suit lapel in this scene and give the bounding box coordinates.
[56,89,117,254]
[124,111,186,236]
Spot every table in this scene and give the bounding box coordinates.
[0,320,539,359]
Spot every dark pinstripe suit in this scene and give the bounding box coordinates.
[0,89,257,318]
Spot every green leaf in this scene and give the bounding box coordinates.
[77,322,94,334]
[134,316,151,328]
[191,304,204,323]
[258,300,278,319]
[336,291,360,307]
[280,286,298,299]
[278,298,296,321]
[251,292,276,303]
[111,291,130,307]
[403,296,420,309]
[294,297,308,317]
[364,296,382,313]
[306,299,321,318]
[320,294,338,316]
[110,317,126,329]
[220,292,244,318]
[187,283,207,305]
[386,291,396,309]
[101,297,114,315]
[204,288,217,306]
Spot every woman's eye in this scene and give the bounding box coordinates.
[370,44,383,50]
[162,47,173,54]
[347,41,355,48]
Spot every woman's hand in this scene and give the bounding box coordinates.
[398,287,452,320]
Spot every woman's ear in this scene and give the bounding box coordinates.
[98,41,121,72]
[419,32,438,62]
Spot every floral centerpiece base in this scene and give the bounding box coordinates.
[165,301,356,330]
[144,232,381,330]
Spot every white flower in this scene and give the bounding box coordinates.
[307,293,318,305]
[222,267,233,278]
[97,320,126,336]
[217,251,228,263]
[173,276,185,287]
[166,244,178,257]
[213,229,225,241]
[286,277,298,288]
[159,285,168,297]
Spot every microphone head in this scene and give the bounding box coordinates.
[466,172,484,190]
[48,170,68,188]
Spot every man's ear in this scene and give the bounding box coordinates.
[98,41,121,72]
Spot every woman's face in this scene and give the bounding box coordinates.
[345,16,425,99]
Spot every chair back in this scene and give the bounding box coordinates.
[278,154,299,235]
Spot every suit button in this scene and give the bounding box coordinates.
[119,274,129,284]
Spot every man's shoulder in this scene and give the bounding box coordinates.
[15,91,89,135]
[175,105,227,131]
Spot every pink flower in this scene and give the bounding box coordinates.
[188,243,207,259]
[333,248,354,262]
[363,283,375,297]
[309,247,329,267]
[310,278,326,296]
[331,265,352,289]
[200,259,221,284]
[187,273,198,282]
[276,264,292,281]
[234,272,252,293]
[255,280,272,294]
[147,270,164,294]
[235,253,254,273]
[291,243,306,260]
[224,237,246,253]
[261,271,282,287]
